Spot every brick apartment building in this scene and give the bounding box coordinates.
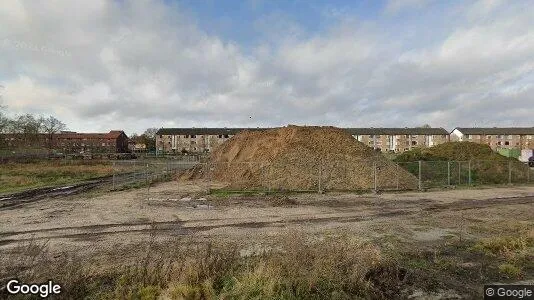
[0,130,129,153]
[156,127,449,154]
[346,128,450,152]
[451,127,534,150]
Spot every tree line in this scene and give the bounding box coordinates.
[0,105,66,150]
[0,105,66,135]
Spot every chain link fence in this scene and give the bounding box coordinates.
[107,159,534,197]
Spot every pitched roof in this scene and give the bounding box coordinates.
[156,127,449,136]
[345,127,449,135]
[156,128,269,135]
[453,127,534,135]
[56,130,126,140]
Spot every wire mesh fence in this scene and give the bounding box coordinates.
[106,159,534,196]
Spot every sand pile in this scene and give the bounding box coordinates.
[184,125,418,190]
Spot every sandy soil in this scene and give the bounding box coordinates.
[1,180,533,256]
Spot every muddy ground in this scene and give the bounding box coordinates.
[1,180,533,298]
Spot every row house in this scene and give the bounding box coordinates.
[54,130,129,153]
[451,128,534,151]
[346,128,450,152]
[156,127,449,154]
[0,130,129,153]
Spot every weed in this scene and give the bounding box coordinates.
[498,263,523,279]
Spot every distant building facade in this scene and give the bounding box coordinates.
[451,128,534,150]
[346,128,450,152]
[0,130,129,153]
[155,128,266,154]
[156,127,449,154]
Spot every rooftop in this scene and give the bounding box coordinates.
[453,127,534,135]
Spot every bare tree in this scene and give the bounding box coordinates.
[143,128,158,139]
[10,114,42,146]
[39,116,66,151]
[0,105,8,134]
[142,128,158,151]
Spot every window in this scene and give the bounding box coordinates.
[191,135,196,138]
[224,134,229,138]
[368,135,374,138]
[465,134,470,139]
[497,141,502,145]
[412,141,417,145]
[218,135,222,138]
[505,141,510,145]
[506,135,512,140]
[486,135,491,139]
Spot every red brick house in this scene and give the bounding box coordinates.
[1,130,129,153]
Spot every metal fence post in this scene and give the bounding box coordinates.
[396,163,399,191]
[468,160,472,186]
[206,162,211,194]
[373,160,377,192]
[508,160,512,185]
[447,161,451,186]
[318,160,322,194]
[146,163,150,200]
[112,161,116,190]
[268,164,272,193]
[458,161,461,185]
[260,163,265,193]
[418,160,422,190]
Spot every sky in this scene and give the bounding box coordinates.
[0,0,533,135]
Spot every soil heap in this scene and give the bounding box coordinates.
[186,125,418,191]
[394,141,510,162]
[394,141,530,184]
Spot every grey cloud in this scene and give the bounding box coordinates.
[0,0,533,133]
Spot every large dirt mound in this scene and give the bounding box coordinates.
[394,142,530,184]
[186,125,418,190]
[394,142,507,162]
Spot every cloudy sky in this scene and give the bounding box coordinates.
[0,0,533,135]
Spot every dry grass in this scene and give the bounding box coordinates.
[0,161,114,193]
[0,234,409,300]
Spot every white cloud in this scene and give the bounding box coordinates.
[0,0,533,134]
[384,0,433,14]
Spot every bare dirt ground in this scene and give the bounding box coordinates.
[1,180,533,298]
[0,180,532,251]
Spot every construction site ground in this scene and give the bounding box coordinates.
[1,180,533,297]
